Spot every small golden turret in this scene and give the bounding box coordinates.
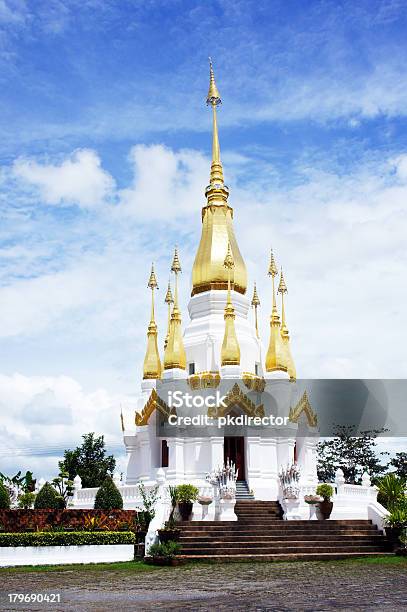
[251,282,260,338]
[164,279,173,350]
[191,59,247,296]
[265,249,287,373]
[278,268,296,380]
[164,248,187,370]
[142,264,162,379]
[221,243,241,366]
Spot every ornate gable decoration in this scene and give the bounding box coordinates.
[208,382,264,418]
[135,388,174,426]
[289,390,317,427]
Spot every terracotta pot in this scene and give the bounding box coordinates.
[158,529,180,543]
[178,501,193,521]
[317,500,333,520]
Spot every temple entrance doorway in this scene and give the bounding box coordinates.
[224,436,245,481]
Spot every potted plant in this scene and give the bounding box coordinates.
[158,485,181,542]
[385,506,407,552]
[147,540,181,566]
[176,484,199,521]
[316,484,334,520]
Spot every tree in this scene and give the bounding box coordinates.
[317,426,389,484]
[0,481,11,509]
[60,433,116,488]
[94,477,123,510]
[34,482,63,509]
[52,466,74,508]
[390,452,407,480]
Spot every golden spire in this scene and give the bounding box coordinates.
[265,249,287,373]
[120,406,124,432]
[191,59,247,297]
[164,248,187,370]
[164,279,173,350]
[251,282,260,338]
[278,268,296,380]
[142,263,162,379]
[221,243,240,366]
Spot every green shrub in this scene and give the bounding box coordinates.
[0,481,11,509]
[176,484,199,503]
[34,482,61,509]
[18,491,36,509]
[377,474,406,511]
[148,540,180,559]
[316,484,334,501]
[0,531,135,547]
[385,507,407,528]
[94,476,123,510]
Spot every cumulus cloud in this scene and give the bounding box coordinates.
[0,373,128,478]
[119,144,207,220]
[12,149,115,208]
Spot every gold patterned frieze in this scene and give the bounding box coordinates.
[289,391,317,427]
[208,382,264,418]
[242,372,266,393]
[135,388,175,426]
[188,371,221,390]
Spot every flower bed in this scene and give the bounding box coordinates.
[0,509,137,532]
[0,531,135,547]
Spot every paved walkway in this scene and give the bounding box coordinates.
[0,559,406,611]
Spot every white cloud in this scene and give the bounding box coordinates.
[0,373,127,479]
[119,144,207,220]
[12,149,115,208]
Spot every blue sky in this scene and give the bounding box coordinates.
[0,0,406,476]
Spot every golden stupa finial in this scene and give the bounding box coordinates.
[164,248,186,370]
[143,263,162,380]
[164,279,173,350]
[191,60,247,298]
[221,242,240,366]
[265,250,286,373]
[251,282,260,338]
[120,405,124,432]
[278,267,296,380]
[207,57,222,106]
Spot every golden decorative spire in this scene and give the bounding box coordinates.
[164,248,187,370]
[278,267,296,380]
[251,282,260,338]
[143,263,162,379]
[265,249,287,373]
[164,279,173,350]
[221,243,241,366]
[191,59,247,297]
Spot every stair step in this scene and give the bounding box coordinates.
[178,552,392,562]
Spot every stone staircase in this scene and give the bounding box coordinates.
[177,501,391,562]
[235,481,254,500]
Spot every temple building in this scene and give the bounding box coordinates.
[122,61,319,501]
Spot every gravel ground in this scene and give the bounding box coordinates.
[0,560,406,611]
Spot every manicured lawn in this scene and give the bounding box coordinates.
[1,555,405,572]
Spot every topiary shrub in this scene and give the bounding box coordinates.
[94,476,123,510]
[34,482,61,509]
[316,484,334,501]
[0,481,11,509]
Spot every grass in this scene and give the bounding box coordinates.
[0,555,406,573]
[0,560,162,573]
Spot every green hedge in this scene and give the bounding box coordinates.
[0,531,135,547]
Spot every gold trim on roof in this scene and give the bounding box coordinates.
[289,391,317,427]
[135,388,175,426]
[242,372,266,393]
[208,383,264,418]
[188,371,221,390]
